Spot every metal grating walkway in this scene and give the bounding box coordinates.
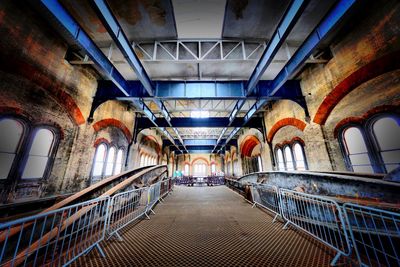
[76,186,338,267]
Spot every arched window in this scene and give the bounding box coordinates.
[105,147,116,176]
[22,128,55,179]
[211,163,216,174]
[342,127,373,173]
[140,154,145,167]
[284,146,294,170]
[372,116,400,172]
[0,118,24,179]
[257,155,263,172]
[92,144,107,177]
[275,148,285,171]
[114,149,124,175]
[293,143,307,170]
[184,163,190,175]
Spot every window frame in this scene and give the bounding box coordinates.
[338,113,400,174]
[19,126,58,180]
[274,140,308,171]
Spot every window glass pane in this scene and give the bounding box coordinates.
[344,127,368,154]
[373,117,400,172]
[0,119,23,153]
[294,143,306,170]
[22,129,54,179]
[29,129,54,156]
[284,146,294,171]
[93,144,106,176]
[211,163,216,173]
[373,117,400,150]
[276,148,285,171]
[113,149,123,175]
[343,127,373,173]
[0,154,16,179]
[105,147,116,176]
[258,156,263,172]
[0,119,23,179]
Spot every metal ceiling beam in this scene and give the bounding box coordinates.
[246,0,309,96]
[136,117,263,129]
[91,0,188,153]
[269,0,357,96]
[96,80,301,100]
[226,0,309,128]
[38,0,182,151]
[91,0,154,96]
[219,0,357,152]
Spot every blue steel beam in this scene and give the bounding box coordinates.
[39,0,182,152]
[39,0,130,96]
[136,117,263,129]
[91,0,187,152]
[91,0,154,96]
[269,0,357,96]
[227,0,309,127]
[219,0,357,151]
[245,0,309,96]
[95,80,302,100]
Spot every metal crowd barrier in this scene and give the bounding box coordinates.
[343,203,400,267]
[279,189,351,266]
[107,187,149,241]
[250,184,281,222]
[0,196,110,267]
[0,178,175,267]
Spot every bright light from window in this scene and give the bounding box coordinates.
[191,110,209,118]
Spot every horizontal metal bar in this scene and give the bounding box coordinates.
[97,80,302,100]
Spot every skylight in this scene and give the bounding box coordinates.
[191,111,209,118]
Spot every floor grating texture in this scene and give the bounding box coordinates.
[75,186,341,267]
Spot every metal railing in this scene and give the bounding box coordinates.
[0,177,174,267]
[245,183,400,266]
[250,184,281,222]
[107,188,149,241]
[0,196,110,267]
[279,189,351,265]
[343,203,400,267]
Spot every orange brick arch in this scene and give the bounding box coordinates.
[267,118,307,143]
[313,51,400,125]
[191,157,210,165]
[92,118,132,141]
[240,135,261,157]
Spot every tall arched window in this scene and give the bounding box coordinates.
[257,155,263,172]
[284,146,294,170]
[276,148,285,171]
[105,147,116,176]
[372,116,400,172]
[0,119,24,179]
[22,128,55,179]
[211,163,216,174]
[342,127,374,173]
[114,149,124,175]
[93,144,107,177]
[293,143,307,170]
[184,163,190,176]
[140,154,145,167]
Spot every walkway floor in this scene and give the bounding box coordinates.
[77,186,337,267]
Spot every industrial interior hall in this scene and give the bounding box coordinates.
[0,0,399,266]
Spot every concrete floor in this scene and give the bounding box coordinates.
[76,186,338,266]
